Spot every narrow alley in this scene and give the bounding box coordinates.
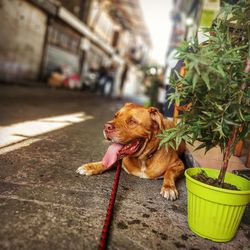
[0,85,249,250]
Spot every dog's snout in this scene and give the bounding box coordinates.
[104,122,115,131]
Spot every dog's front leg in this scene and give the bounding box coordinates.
[76,162,106,175]
[160,160,184,201]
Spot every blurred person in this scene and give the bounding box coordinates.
[118,63,129,99]
[101,63,117,97]
[164,31,210,117]
[94,65,107,93]
[164,49,185,117]
[149,72,165,113]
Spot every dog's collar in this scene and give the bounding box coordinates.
[138,144,159,160]
[145,147,158,160]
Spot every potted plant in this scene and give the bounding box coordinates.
[159,0,250,242]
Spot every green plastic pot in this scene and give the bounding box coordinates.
[185,168,250,242]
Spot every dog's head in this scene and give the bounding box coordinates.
[102,103,165,168]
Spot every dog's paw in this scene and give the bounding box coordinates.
[76,162,104,176]
[160,186,179,201]
[76,165,93,175]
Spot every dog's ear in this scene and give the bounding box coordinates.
[148,107,164,131]
[124,103,143,109]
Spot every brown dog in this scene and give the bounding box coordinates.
[77,103,185,200]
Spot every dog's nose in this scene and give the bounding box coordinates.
[104,122,114,131]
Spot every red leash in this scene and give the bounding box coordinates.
[98,160,122,250]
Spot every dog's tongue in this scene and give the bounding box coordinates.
[102,143,123,168]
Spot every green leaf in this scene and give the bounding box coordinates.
[175,135,182,150]
[215,103,224,111]
[244,115,250,122]
[192,73,199,90]
[217,65,226,77]
[201,111,212,117]
[194,64,200,75]
[224,119,240,126]
[194,142,207,151]
[168,141,176,150]
[201,72,211,90]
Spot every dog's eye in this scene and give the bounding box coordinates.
[114,113,118,119]
[127,117,137,125]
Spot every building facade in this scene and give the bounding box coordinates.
[0,0,151,97]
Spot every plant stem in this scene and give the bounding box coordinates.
[218,57,248,186]
[218,127,238,185]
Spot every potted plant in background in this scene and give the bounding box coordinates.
[159,0,250,242]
